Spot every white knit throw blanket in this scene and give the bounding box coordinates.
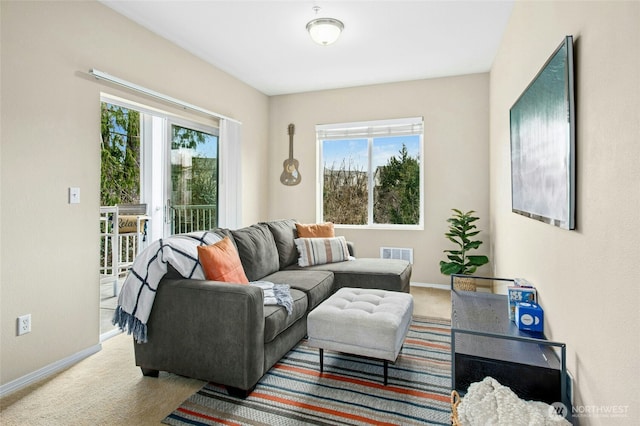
[458,377,570,425]
[113,231,293,343]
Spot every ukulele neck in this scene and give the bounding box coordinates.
[289,136,294,159]
[288,124,295,159]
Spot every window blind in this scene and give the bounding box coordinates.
[316,117,423,140]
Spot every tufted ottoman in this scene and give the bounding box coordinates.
[307,287,414,385]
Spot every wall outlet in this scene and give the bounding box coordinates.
[17,314,31,336]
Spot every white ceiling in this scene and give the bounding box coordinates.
[101,1,514,96]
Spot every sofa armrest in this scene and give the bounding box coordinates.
[133,278,265,391]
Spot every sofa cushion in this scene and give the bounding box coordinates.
[263,269,334,311]
[197,236,249,283]
[231,224,280,281]
[285,258,412,293]
[295,222,335,238]
[294,236,350,267]
[212,227,235,239]
[261,219,298,270]
[263,288,307,344]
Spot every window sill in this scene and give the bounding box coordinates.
[334,224,424,231]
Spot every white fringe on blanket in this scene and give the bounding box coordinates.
[113,231,293,343]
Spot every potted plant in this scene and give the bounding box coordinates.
[440,209,489,291]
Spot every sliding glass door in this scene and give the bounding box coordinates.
[169,122,219,235]
[99,96,219,338]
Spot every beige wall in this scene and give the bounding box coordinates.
[7,1,637,419]
[0,1,268,386]
[268,74,491,285]
[490,1,639,422]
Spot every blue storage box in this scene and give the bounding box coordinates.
[515,302,544,332]
[508,285,537,321]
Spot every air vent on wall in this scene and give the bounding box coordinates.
[380,247,413,264]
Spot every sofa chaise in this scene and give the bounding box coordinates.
[133,219,412,397]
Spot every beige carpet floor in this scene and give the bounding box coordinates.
[0,286,450,425]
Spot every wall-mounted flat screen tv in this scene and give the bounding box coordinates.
[510,35,576,230]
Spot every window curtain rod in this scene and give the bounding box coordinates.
[88,69,241,124]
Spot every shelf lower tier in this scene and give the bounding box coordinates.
[454,352,562,405]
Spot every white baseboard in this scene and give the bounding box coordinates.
[0,343,102,398]
[100,328,122,342]
[410,281,450,291]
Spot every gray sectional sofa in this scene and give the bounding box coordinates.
[134,219,411,397]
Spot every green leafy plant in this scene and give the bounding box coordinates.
[440,209,489,275]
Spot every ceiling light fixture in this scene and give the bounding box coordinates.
[306,6,344,46]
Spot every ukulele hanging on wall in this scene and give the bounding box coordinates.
[280,123,301,186]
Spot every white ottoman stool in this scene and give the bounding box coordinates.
[307,287,414,385]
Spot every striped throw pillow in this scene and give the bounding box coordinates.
[294,236,350,267]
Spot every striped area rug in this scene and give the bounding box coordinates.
[163,316,452,426]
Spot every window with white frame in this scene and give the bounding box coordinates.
[316,117,424,229]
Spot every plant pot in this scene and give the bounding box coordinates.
[453,276,477,292]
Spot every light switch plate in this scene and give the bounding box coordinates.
[69,187,80,204]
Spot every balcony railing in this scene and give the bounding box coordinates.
[100,205,149,296]
[99,204,216,295]
[170,204,217,235]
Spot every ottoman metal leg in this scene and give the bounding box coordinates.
[319,348,390,386]
[384,360,388,385]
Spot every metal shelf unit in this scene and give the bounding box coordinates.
[450,274,571,422]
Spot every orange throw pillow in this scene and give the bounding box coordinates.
[197,237,249,284]
[296,222,335,238]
